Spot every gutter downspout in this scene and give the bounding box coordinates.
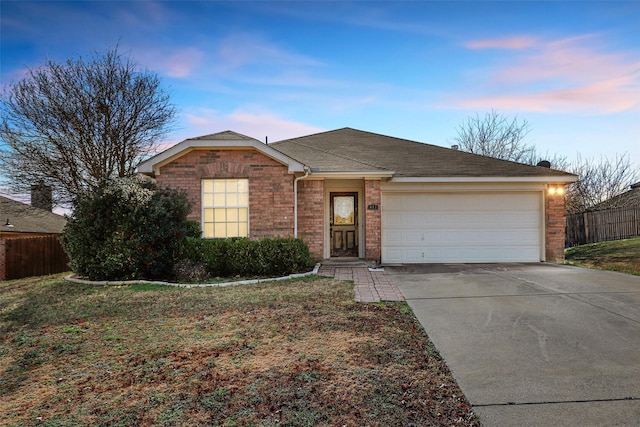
[293,166,311,238]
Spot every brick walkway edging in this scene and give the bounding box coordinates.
[64,264,405,303]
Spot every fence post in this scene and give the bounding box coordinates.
[583,212,590,244]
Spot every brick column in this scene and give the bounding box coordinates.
[297,180,324,261]
[545,190,567,262]
[364,180,381,263]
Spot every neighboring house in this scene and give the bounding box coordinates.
[138,128,577,264]
[589,182,640,211]
[0,193,68,280]
[0,195,66,237]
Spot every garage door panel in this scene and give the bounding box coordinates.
[381,192,542,264]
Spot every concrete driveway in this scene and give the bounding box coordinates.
[386,263,640,427]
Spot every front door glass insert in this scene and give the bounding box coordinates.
[333,196,355,225]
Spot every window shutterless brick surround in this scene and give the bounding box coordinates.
[157,149,295,240]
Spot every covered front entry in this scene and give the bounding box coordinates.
[381,192,543,263]
[330,192,358,257]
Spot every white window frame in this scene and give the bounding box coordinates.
[201,178,249,238]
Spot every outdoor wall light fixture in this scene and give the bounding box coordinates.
[547,186,565,196]
[5,218,14,227]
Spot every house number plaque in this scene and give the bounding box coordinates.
[367,204,379,210]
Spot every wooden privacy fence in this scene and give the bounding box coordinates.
[0,235,70,280]
[566,206,640,247]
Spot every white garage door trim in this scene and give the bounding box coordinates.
[381,191,544,264]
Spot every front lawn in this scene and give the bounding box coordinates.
[565,237,640,276]
[1,274,478,426]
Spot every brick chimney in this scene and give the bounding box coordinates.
[31,181,53,212]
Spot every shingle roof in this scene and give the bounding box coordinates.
[590,184,640,210]
[0,196,67,234]
[187,130,260,141]
[271,127,575,178]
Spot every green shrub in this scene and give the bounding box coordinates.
[62,177,192,280]
[179,237,312,278]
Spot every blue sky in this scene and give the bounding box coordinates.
[2,1,639,169]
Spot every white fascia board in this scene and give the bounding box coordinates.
[382,181,548,192]
[308,171,395,180]
[390,175,577,184]
[137,139,306,175]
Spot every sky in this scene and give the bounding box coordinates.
[1,1,639,176]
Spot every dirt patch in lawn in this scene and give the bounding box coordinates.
[1,274,478,426]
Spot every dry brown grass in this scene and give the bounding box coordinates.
[1,274,478,426]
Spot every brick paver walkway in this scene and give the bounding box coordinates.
[317,266,405,303]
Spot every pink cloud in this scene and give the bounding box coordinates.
[456,75,639,114]
[491,34,639,86]
[450,33,640,114]
[464,36,538,50]
[180,108,325,142]
[135,47,204,78]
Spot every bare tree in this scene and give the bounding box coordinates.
[453,110,568,168]
[452,111,637,214]
[0,46,176,206]
[452,110,536,163]
[565,153,639,214]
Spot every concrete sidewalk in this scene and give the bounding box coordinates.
[318,265,404,302]
[388,263,640,427]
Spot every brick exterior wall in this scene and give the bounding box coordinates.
[545,191,567,262]
[156,149,295,239]
[364,180,382,263]
[297,180,324,261]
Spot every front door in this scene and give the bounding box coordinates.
[330,192,358,257]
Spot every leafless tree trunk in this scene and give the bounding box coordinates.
[0,46,176,207]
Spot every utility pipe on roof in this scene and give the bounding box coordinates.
[293,166,311,238]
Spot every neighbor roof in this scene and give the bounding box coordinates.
[590,183,640,211]
[271,128,576,180]
[0,196,67,234]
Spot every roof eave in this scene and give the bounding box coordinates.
[391,175,578,184]
[307,171,396,179]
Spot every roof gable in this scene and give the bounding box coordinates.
[188,130,257,141]
[138,131,306,175]
[271,127,576,181]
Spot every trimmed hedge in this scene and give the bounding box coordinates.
[179,237,312,278]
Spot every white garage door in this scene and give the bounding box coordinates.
[381,192,543,264]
